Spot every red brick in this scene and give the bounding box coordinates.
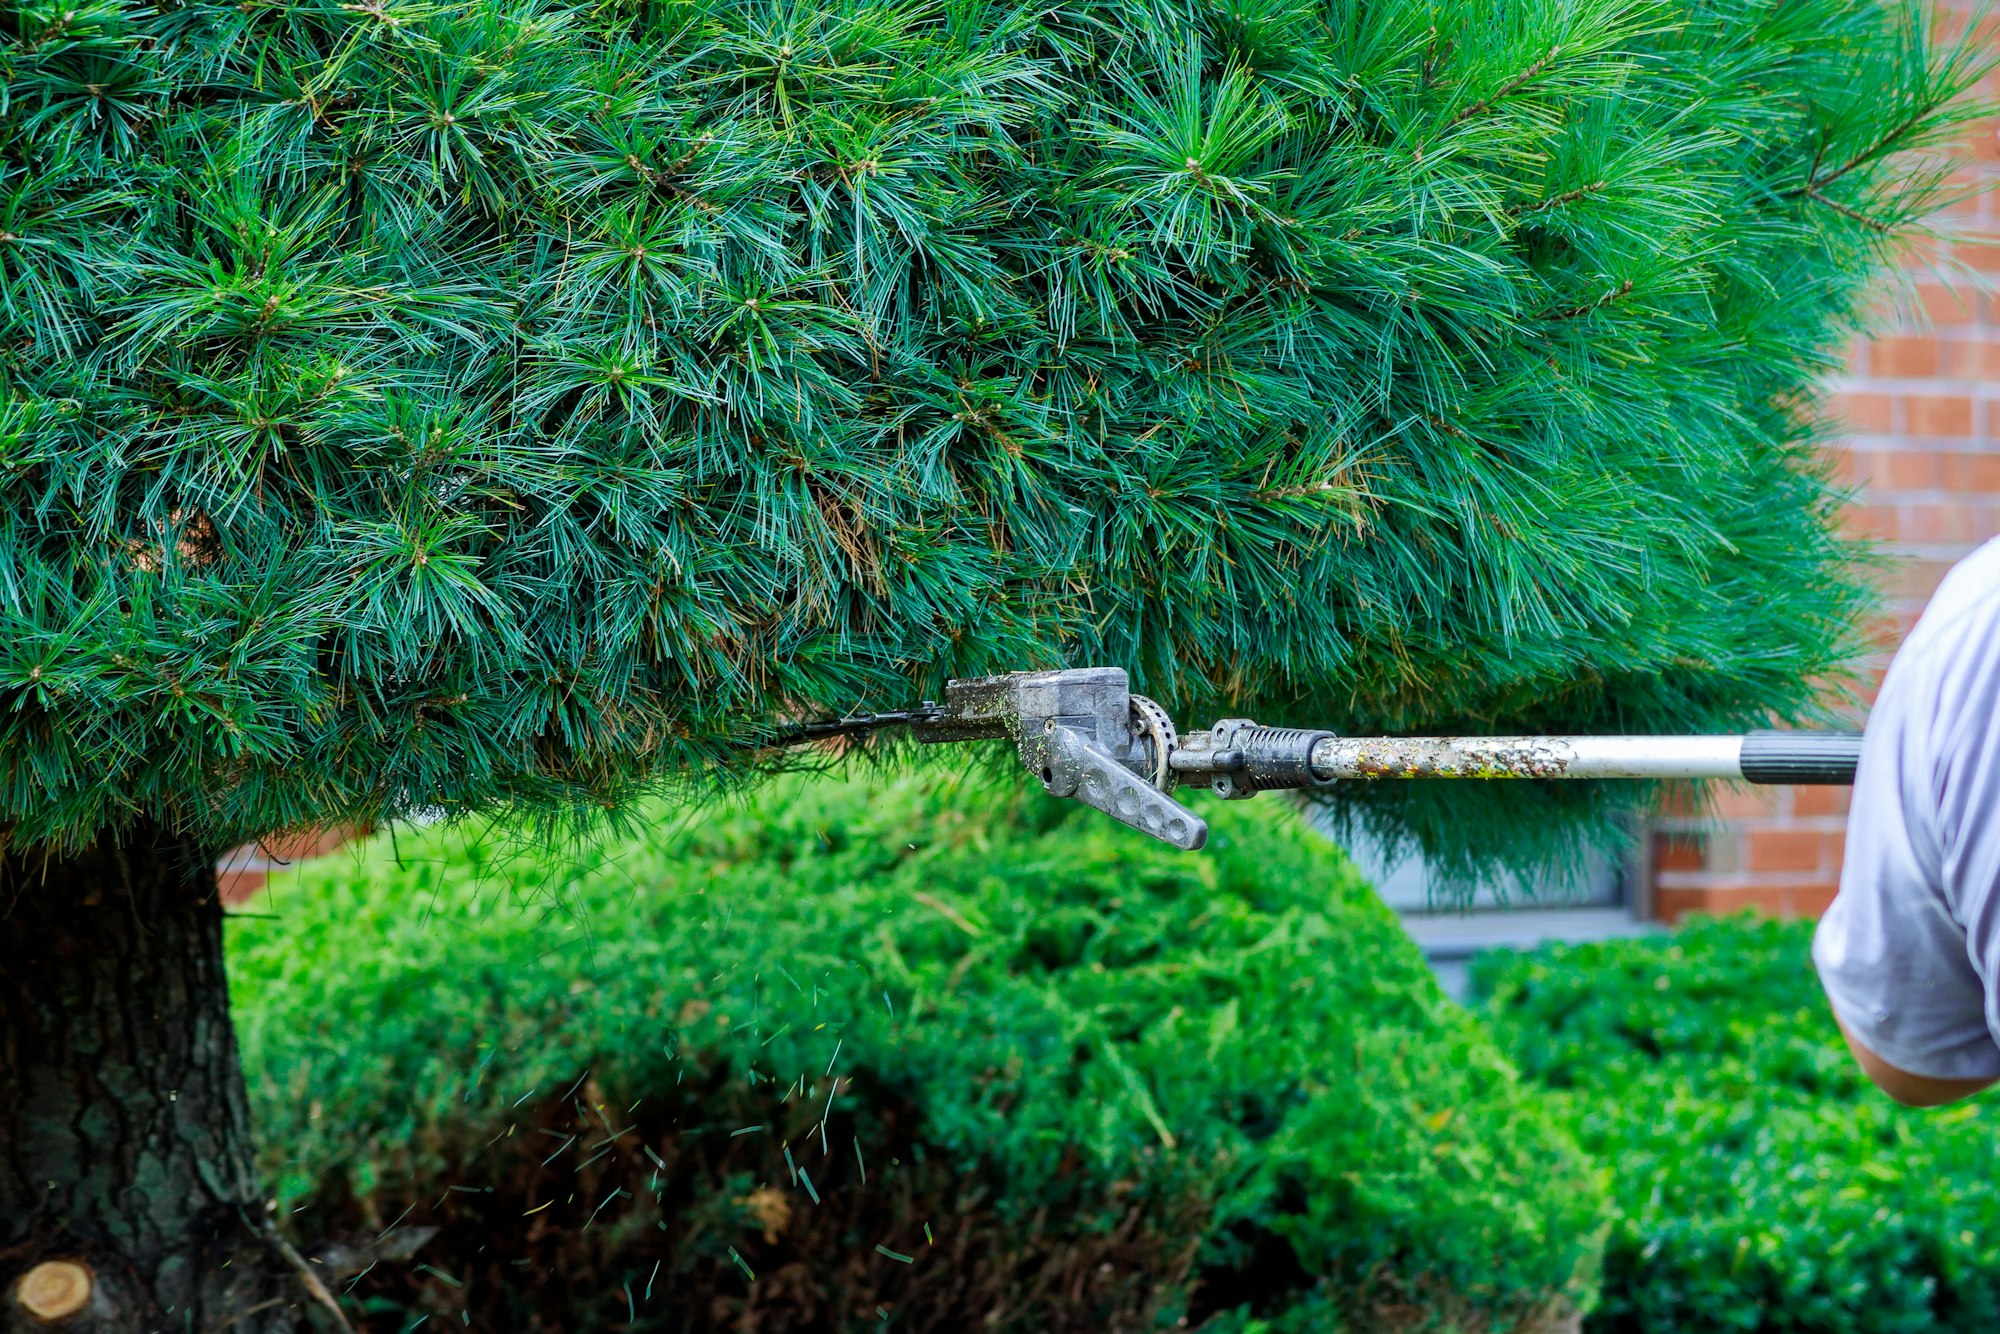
[1902,394,1975,438]
[1946,337,2000,377]
[1947,453,2000,492]
[1856,607,1922,651]
[1711,785,1779,820]
[1885,557,1957,601]
[1831,391,1897,434]
[260,825,359,863]
[1871,335,1943,376]
[215,867,267,904]
[1904,234,1950,266]
[1954,232,2000,268]
[1876,448,1946,489]
[1654,833,1706,874]
[214,823,367,907]
[1652,887,1709,924]
[1917,281,1981,323]
[1902,503,1979,543]
[1944,184,1988,220]
[1791,785,1851,818]
[1653,888,1700,924]
[1787,883,1840,918]
[1748,829,1828,873]
[1843,507,1897,541]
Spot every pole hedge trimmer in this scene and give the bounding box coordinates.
[782,668,1863,851]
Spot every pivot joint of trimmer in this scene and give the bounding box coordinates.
[910,667,1335,852]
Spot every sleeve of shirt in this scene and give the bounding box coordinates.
[1813,567,2000,1084]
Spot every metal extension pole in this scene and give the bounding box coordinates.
[1308,731,1863,785]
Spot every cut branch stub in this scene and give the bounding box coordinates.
[14,1260,92,1322]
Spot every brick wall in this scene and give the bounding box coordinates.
[1651,14,2000,921]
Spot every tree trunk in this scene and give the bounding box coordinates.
[0,823,300,1332]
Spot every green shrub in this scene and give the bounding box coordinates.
[1472,915,2000,1334]
[233,772,1604,1331]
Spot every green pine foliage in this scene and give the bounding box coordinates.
[1,0,1986,859]
[232,771,1606,1330]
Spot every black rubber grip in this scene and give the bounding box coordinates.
[1240,727,1336,791]
[1740,730,1863,785]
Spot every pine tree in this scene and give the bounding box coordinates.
[0,0,1985,1326]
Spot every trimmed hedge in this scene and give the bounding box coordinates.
[1473,915,2000,1334]
[232,772,1603,1331]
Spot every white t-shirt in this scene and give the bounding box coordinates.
[1814,536,2000,1081]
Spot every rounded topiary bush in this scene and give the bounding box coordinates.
[232,773,1606,1331]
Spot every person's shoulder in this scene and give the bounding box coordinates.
[1910,538,2000,654]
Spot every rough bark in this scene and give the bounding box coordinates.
[0,823,300,1333]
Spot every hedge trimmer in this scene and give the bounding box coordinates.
[780,668,1862,851]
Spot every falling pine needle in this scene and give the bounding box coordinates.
[729,1247,756,1282]
[875,1245,914,1264]
[819,1077,840,1152]
[800,1167,821,1204]
[376,1202,415,1241]
[585,1187,628,1228]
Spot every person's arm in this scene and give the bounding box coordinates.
[1814,548,2000,1106]
[1813,709,2000,1104]
[1834,1013,1998,1107]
